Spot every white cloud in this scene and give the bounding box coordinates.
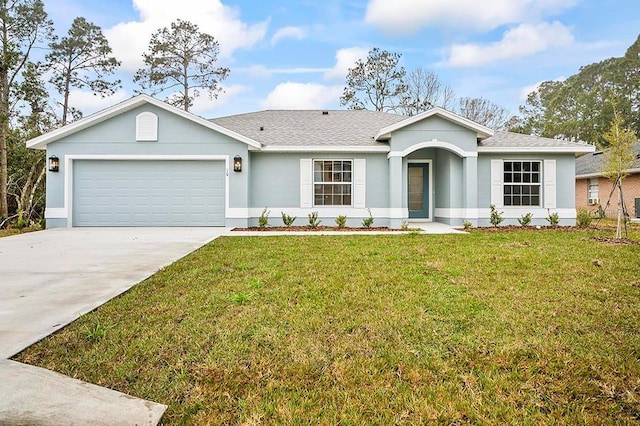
[66,89,130,116]
[446,22,574,67]
[105,0,268,72]
[238,65,330,78]
[364,0,577,35]
[324,47,370,80]
[261,82,342,109]
[270,26,307,45]
[190,84,251,116]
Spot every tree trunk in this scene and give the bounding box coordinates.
[62,58,72,125]
[0,13,9,218]
[616,179,623,239]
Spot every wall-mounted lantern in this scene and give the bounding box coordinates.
[233,155,242,172]
[48,155,59,172]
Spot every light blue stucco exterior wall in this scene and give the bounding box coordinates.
[44,104,250,228]
[39,102,581,229]
[247,152,391,227]
[477,153,577,226]
[389,116,478,153]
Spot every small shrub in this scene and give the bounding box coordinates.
[517,213,533,227]
[489,204,504,227]
[361,209,374,228]
[308,211,321,228]
[401,221,409,231]
[281,212,296,227]
[546,210,560,227]
[14,211,28,230]
[576,208,593,227]
[258,207,270,228]
[335,215,347,228]
[462,220,472,230]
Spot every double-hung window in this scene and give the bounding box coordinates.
[313,160,352,206]
[588,178,599,204]
[503,161,541,206]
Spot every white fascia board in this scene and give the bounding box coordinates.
[260,145,390,153]
[478,146,596,154]
[375,107,494,141]
[26,94,262,150]
[576,168,640,179]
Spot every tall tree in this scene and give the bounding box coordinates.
[457,97,510,129]
[340,47,406,112]
[397,67,455,116]
[134,19,229,112]
[4,61,57,226]
[0,0,52,218]
[600,110,637,238]
[47,17,121,125]
[516,35,640,145]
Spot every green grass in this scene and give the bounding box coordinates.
[0,226,40,238]
[15,227,640,424]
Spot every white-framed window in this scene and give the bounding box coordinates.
[503,160,541,206]
[588,178,599,204]
[313,160,352,206]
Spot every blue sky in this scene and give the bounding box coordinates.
[42,0,640,119]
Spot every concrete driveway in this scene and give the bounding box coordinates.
[0,227,227,358]
[0,227,228,425]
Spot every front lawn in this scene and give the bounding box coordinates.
[15,228,640,424]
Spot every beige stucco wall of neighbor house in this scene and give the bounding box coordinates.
[576,174,640,218]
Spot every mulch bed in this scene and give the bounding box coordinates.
[590,236,640,245]
[232,226,403,232]
[461,225,586,232]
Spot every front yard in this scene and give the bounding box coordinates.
[15,227,640,424]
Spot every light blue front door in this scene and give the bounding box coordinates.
[408,163,430,219]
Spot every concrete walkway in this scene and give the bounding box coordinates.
[0,227,228,425]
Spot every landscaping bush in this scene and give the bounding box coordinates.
[576,208,593,227]
[489,204,504,227]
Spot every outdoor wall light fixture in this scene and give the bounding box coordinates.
[48,155,59,172]
[233,155,242,172]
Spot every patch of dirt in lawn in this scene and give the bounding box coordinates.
[590,236,640,246]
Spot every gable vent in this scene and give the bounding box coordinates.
[136,112,158,141]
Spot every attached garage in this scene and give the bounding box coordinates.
[72,160,226,227]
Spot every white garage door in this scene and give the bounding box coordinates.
[73,160,225,226]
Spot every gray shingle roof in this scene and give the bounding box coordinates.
[480,131,594,149]
[211,110,405,146]
[576,142,640,176]
[211,110,596,153]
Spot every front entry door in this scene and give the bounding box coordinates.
[408,163,430,219]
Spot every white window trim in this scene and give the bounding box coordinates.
[588,178,599,205]
[312,159,354,207]
[491,159,556,209]
[301,158,366,208]
[503,160,543,208]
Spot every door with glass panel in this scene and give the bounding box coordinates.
[408,163,430,219]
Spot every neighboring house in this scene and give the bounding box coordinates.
[575,142,640,220]
[26,95,594,228]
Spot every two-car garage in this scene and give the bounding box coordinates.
[72,160,226,227]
